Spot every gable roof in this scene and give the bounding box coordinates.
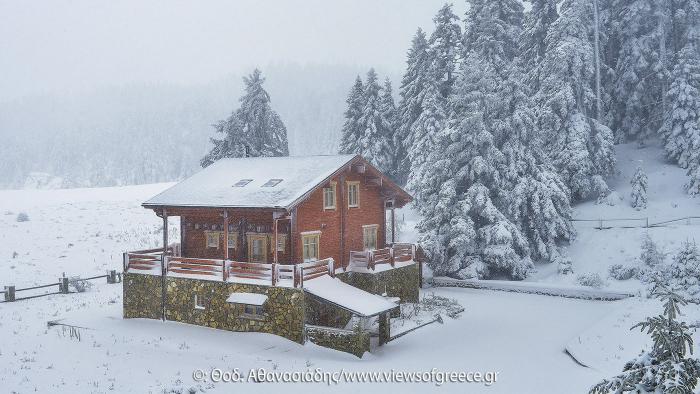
[142,154,411,210]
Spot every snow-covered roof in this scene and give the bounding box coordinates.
[143,155,357,209]
[226,292,268,305]
[303,275,398,317]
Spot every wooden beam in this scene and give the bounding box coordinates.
[223,210,229,261]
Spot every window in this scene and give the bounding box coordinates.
[243,304,265,317]
[247,234,268,263]
[302,233,320,262]
[227,233,238,249]
[347,181,360,208]
[276,234,287,252]
[323,182,337,210]
[363,225,378,251]
[261,178,283,187]
[205,231,220,248]
[194,294,205,310]
[233,179,253,187]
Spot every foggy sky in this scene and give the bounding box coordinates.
[0,0,466,103]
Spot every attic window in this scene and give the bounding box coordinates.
[233,179,253,187]
[261,178,283,187]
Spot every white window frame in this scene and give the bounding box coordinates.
[194,294,206,310]
[363,224,378,251]
[302,232,320,262]
[347,181,360,208]
[323,182,337,210]
[205,231,220,248]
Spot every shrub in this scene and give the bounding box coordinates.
[576,272,607,288]
[16,212,29,222]
[68,277,93,293]
[608,264,638,280]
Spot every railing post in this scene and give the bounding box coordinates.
[369,250,375,271]
[411,244,416,261]
[296,265,304,288]
[390,247,395,267]
[328,258,335,278]
[4,286,15,302]
[123,252,129,272]
[222,260,228,282]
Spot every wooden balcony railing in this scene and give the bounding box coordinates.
[123,249,335,288]
[349,243,416,270]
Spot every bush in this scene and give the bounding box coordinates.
[16,212,29,222]
[608,264,638,280]
[577,272,607,288]
[639,235,666,267]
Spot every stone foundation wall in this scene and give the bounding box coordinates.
[305,325,370,358]
[165,277,305,343]
[337,262,420,303]
[123,273,163,319]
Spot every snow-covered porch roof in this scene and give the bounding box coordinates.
[303,275,398,317]
[141,154,412,210]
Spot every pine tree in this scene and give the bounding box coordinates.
[611,0,668,144]
[463,0,524,68]
[429,3,462,97]
[537,0,616,201]
[668,240,700,298]
[352,69,394,174]
[630,164,648,209]
[395,28,431,185]
[520,0,559,92]
[339,76,365,155]
[590,286,700,393]
[201,69,288,167]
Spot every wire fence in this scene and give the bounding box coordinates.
[571,216,700,230]
[1,270,120,303]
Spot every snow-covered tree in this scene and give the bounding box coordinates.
[395,28,431,185]
[201,69,288,167]
[339,76,365,155]
[639,234,666,268]
[463,0,524,68]
[520,0,559,92]
[611,0,668,144]
[668,240,700,297]
[590,286,700,394]
[630,164,648,209]
[351,69,394,174]
[379,78,399,179]
[660,43,700,195]
[429,3,462,97]
[537,0,616,201]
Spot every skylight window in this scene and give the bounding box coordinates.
[261,178,283,187]
[233,179,253,187]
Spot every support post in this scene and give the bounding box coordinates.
[161,208,168,321]
[122,252,129,272]
[107,270,117,284]
[390,202,396,244]
[223,210,229,261]
[4,286,15,302]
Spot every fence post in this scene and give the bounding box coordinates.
[646,217,649,228]
[4,286,15,302]
[122,252,129,272]
[107,270,117,284]
[59,276,69,294]
[598,219,603,230]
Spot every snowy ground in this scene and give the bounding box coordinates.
[1,142,699,393]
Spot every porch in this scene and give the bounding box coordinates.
[122,242,418,288]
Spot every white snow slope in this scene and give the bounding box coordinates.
[1,142,699,393]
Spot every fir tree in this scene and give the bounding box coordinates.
[630,164,648,209]
[201,69,288,167]
[660,43,700,195]
[429,3,462,97]
[353,69,394,174]
[668,240,700,298]
[339,76,365,155]
[590,286,700,394]
[520,0,559,92]
[611,0,668,144]
[379,78,399,179]
[396,28,431,185]
[537,0,616,201]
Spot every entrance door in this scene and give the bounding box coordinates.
[247,234,268,263]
